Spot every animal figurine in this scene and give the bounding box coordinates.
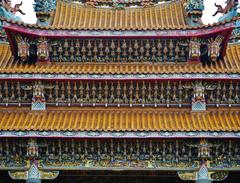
[213,0,238,16]
[1,0,25,15]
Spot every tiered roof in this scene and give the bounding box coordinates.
[0,0,240,137]
[0,107,239,132]
[52,0,187,30]
[0,43,240,75]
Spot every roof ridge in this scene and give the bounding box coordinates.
[57,0,186,8]
[2,12,238,31]
[58,0,184,8]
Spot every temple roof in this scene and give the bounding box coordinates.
[51,0,187,30]
[2,2,236,31]
[2,12,236,31]
[0,43,240,75]
[0,107,239,132]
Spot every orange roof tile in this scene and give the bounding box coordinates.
[0,43,14,68]
[2,14,237,31]
[0,107,239,132]
[50,0,188,30]
[0,43,240,75]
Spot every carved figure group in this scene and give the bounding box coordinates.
[32,81,45,103]
[27,139,39,158]
[37,37,50,62]
[16,36,30,62]
[208,36,224,62]
[189,38,201,61]
[31,81,46,110]
[192,81,205,102]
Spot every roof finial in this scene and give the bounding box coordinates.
[0,0,25,21]
[33,0,56,26]
[213,0,239,22]
[184,0,204,27]
[1,0,25,15]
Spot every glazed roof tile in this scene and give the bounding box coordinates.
[2,14,237,31]
[1,0,238,32]
[0,107,239,132]
[0,43,240,75]
[51,0,188,30]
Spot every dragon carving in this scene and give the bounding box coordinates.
[0,0,25,15]
[213,0,238,16]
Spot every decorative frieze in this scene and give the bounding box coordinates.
[15,36,224,64]
[0,80,240,109]
[49,38,189,63]
[0,138,239,170]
